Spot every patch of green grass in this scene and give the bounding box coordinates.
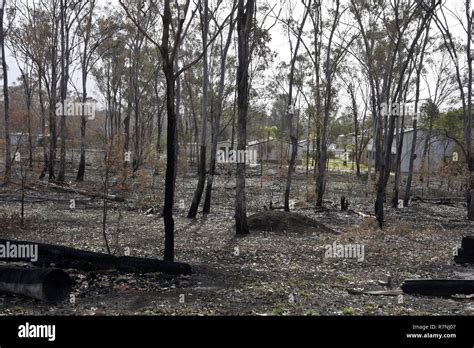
[327,158,368,171]
[140,307,156,315]
[343,307,354,315]
[13,305,25,313]
[306,309,319,316]
[297,290,308,298]
[363,304,374,311]
[401,271,414,278]
[269,306,287,316]
[336,274,351,282]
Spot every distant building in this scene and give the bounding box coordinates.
[399,129,455,173]
[10,133,45,147]
[366,129,456,173]
[247,137,302,163]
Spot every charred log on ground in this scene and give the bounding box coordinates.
[0,266,71,302]
[402,279,474,297]
[0,239,191,275]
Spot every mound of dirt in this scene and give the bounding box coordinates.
[247,211,337,234]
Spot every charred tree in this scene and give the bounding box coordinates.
[235,0,255,235]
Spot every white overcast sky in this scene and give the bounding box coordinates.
[4,0,469,111]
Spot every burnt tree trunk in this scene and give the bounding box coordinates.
[315,0,340,207]
[375,2,437,227]
[38,73,49,179]
[466,5,474,220]
[76,47,89,181]
[404,24,430,207]
[48,4,59,182]
[57,0,69,183]
[454,236,474,264]
[284,1,311,211]
[188,0,209,219]
[160,0,179,261]
[235,0,254,235]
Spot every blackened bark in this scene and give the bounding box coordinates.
[235,0,254,235]
[466,6,474,220]
[284,1,311,212]
[316,0,340,207]
[188,0,210,219]
[0,266,71,302]
[405,25,430,207]
[57,0,69,183]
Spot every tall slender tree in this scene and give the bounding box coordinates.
[1,0,11,183]
[284,0,311,212]
[203,0,237,214]
[188,0,210,219]
[235,0,255,235]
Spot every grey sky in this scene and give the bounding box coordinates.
[3,0,470,113]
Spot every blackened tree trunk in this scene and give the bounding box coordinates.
[48,3,60,182]
[123,66,132,169]
[311,0,322,182]
[351,89,360,176]
[120,0,221,260]
[76,72,87,181]
[57,0,69,183]
[375,2,438,227]
[316,0,340,207]
[131,32,144,172]
[188,0,210,219]
[235,0,255,235]
[26,99,33,168]
[284,0,311,212]
[38,72,48,178]
[161,0,178,261]
[405,24,430,207]
[76,2,96,181]
[466,4,474,220]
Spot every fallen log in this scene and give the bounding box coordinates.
[401,279,474,297]
[33,182,125,202]
[0,239,191,275]
[346,288,403,296]
[0,266,71,302]
[412,196,465,206]
[364,290,403,296]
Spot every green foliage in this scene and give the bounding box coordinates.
[432,108,464,144]
[329,114,353,144]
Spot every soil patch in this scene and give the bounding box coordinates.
[247,211,337,234]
